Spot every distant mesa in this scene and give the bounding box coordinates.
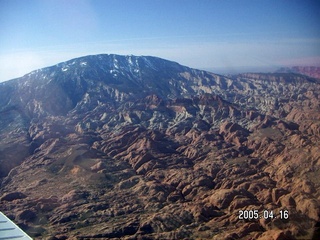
[275,66,320,79]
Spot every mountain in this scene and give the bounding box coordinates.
[276,66,320,80]
[0,54,319,239]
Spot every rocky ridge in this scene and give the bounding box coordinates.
[0,54,319,239]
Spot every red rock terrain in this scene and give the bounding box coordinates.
[0,54,319,239]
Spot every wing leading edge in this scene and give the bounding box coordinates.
[0,212,32,239]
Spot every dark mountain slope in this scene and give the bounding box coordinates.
[0,54,319,239]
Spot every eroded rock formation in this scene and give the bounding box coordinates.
[0,54,319,239]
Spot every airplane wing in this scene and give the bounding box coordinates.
[0,211,32,239]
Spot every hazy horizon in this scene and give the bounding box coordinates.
[1,0,320,82]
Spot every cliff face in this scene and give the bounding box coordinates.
[0,54,319,239]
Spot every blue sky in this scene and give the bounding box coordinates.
[0,0,319,82]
